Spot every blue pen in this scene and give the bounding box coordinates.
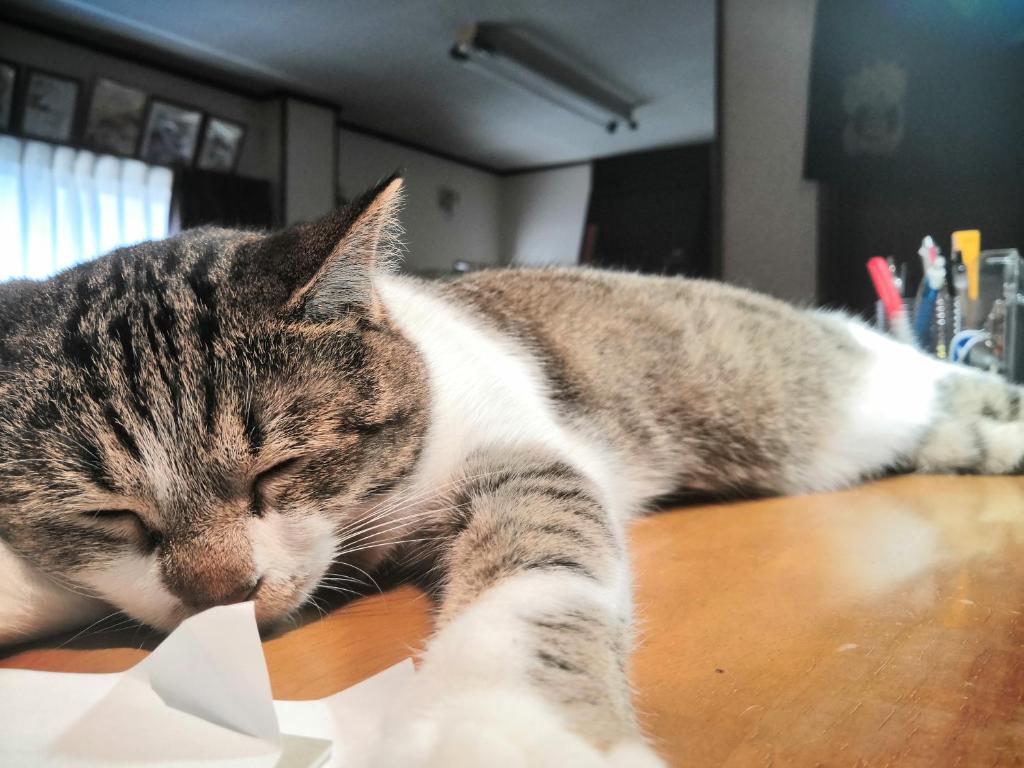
[915,236,946,350]
[915,285,938,345]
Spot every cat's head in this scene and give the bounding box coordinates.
[0,176,429,633]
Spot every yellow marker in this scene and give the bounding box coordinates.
[953,229,981,301]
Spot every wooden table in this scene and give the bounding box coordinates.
[4,475,1023,766]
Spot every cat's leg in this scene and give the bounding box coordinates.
[0,538,111,646]
[912,367,1024,474]
[375,452,664,768]
[847,317,1024,474]
[818,318,1024,480]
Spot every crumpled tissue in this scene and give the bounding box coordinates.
[0,602,414,768]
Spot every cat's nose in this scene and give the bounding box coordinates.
[161,527,262,610]
[185,576,263,611]
[222,576,263,605]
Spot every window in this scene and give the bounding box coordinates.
[0,136,173,281]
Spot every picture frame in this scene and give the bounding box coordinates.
[195,115,246,173]
[82,77,148,156]
[138,98,203,166]
[20,68,80,143]
[0,60,17,134]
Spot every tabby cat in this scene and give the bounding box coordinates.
[2,176,1021,766]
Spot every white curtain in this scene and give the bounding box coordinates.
[0,136,173,281]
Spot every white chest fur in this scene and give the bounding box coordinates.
[805,316,951,491]
[0,538,110,644]
[375,277,636,515]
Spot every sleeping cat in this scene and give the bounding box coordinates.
[1,175,1021,766]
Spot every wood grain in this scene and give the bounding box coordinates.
[4,475,1023,766]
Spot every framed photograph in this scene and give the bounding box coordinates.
[83,78,148,156]
[196,116,245,172]
[0,60,17,133]
[20,69,80,143]
[138,99,203,166]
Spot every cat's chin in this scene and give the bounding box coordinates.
[133,599,298,637]
[251,600,299,630]
[78,557,327,637]
[114,579,308,636]
[125,602,192,634]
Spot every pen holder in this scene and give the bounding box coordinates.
[953,249,1022,376]
[910,286,957,360]
[995,249,1024,382]
[875,298,914,337]
[868,247,1022,375]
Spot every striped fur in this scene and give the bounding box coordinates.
[3,177,1024,765]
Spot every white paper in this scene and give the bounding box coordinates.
[0,603,415,768]
[274,660,414,768]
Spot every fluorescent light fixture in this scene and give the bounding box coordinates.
[451,23,638,133]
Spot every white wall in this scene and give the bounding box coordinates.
[337,127,502,274]
[284,99,336,224]
[501,165,592,267]
[721,0,819,304]
[0,22,279,187]
[2,26,344,229]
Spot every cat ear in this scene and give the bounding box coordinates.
[280,174,404,321]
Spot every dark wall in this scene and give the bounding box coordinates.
[819,179,1024,315]
[582,144,712,277]
[806,1,1024,314]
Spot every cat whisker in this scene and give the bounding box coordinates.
[333,507,442,551]
[334,489,437,538]
[57,610,130,648]
[92,615,143,636]
[333,508,439,548]
[334,469,505,539]
[319,574,368,587]
[350,465,482,517]
[306,595,327,619]
[336,561,381,593]
[333,536,441,560]
[332,468,512,546]
[334,502,466,553]
[315,583,364,599]
[338,499,469,543]
[37,570,105,601]
[318,581,370,598]
[315,585,364,598]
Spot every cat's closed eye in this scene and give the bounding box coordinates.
[83,509,163,551]
[251,457,305,516]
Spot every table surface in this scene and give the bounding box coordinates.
[3,475,1023,767]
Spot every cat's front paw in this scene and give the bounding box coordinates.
[373,687,665,768]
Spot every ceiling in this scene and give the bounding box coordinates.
[6,0,716,172]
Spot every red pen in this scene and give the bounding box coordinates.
[867,256,914,344]
[867,256,902,320]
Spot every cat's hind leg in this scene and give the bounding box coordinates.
[912,369,1024,475]
[822,318,1024,479]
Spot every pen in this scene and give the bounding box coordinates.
[953,230,981,326]
[914,242,946,349]
[887,256,904,297]
[949,250,966,336]
[868,256,913,343]
[953,230,981,300]
[868,256,902,318]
